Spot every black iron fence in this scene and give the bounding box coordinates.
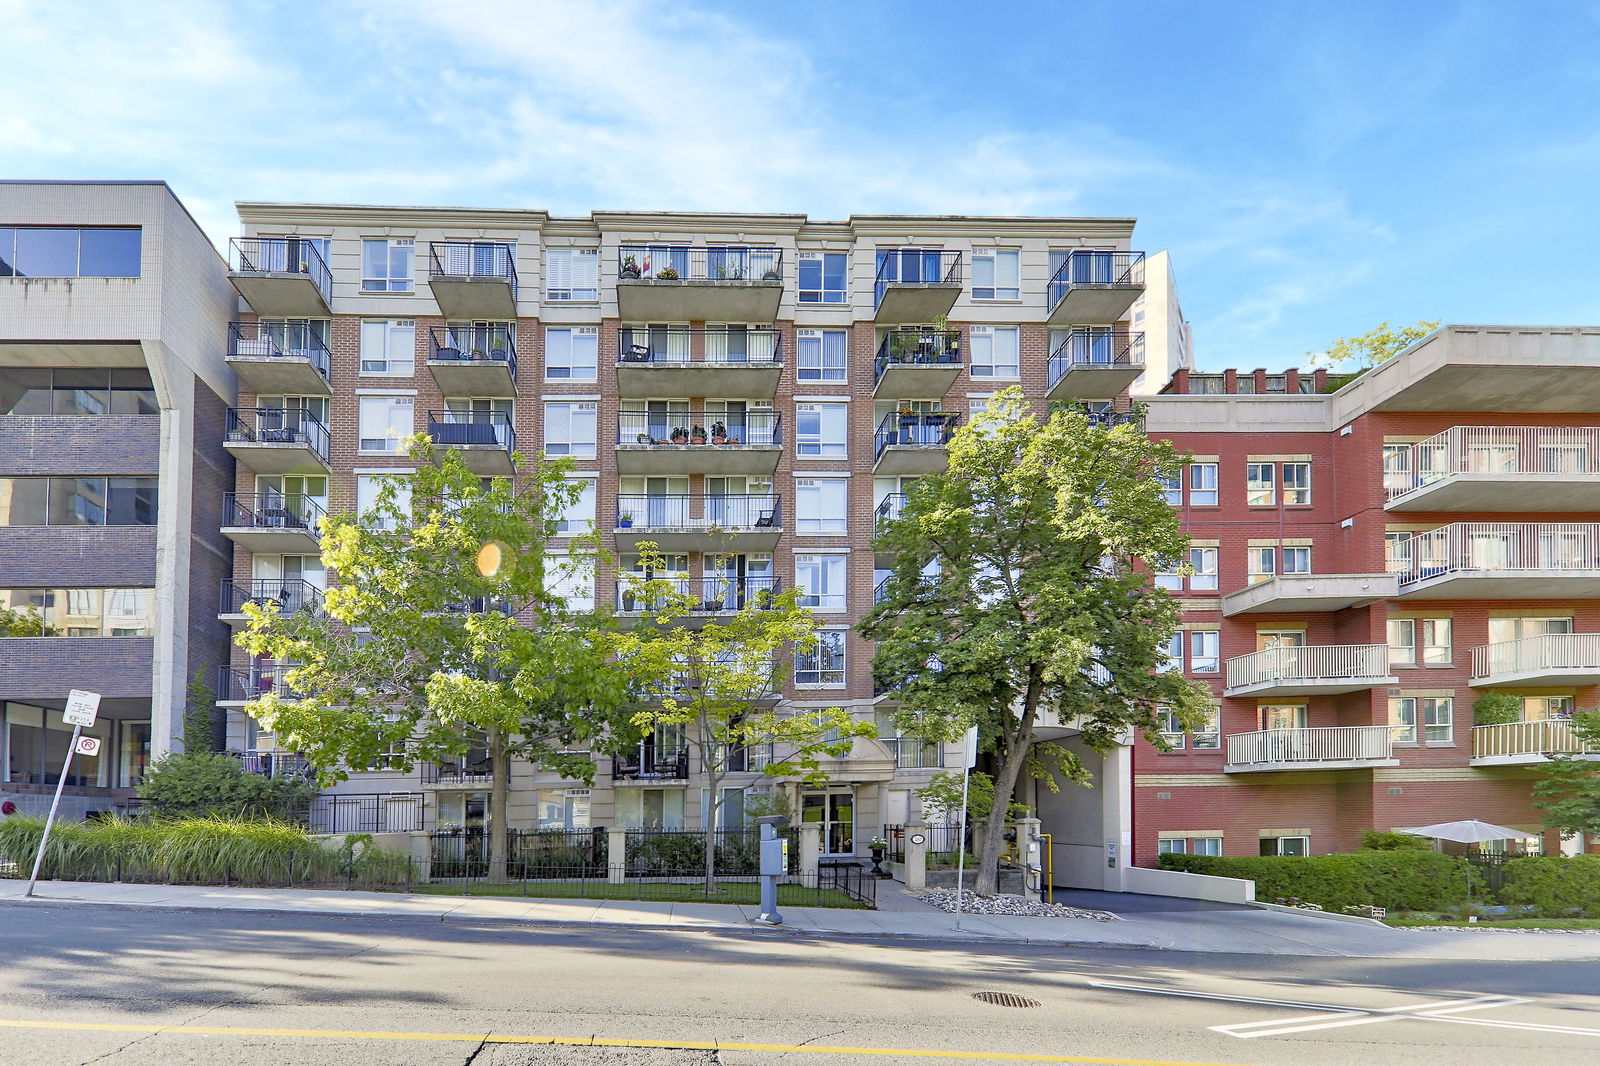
[618,408,782,446]
[216,663,300,703]
[227,320,332,380]
[420,758,493,786]
[615,493,780,530]
[430,828,607,880]
[427,409,515,453]
[229,237,332,304]
[874,330,962,383]
[618,246,782,283]
[618,326,782,364]
[874,411,960,462]
[222,490,326,534]
[612,748,690,781]
[231,750,313,779]
[219,577,323,618]
[429,324,517,376]
[615,576,781,614]
[225,407,331,461]
[883,823,970,866]
[873,249,962,307]
[1047,249,1145,311]
[427,241,517,295]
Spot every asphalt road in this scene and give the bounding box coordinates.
[2,903,1599,1065]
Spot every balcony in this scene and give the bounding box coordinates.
[427,325,516,398]
[615,327,782,398]
[426,410,515,475]
[615,576,781,623]
[228,238,332,316]
[221,491,325,553]
[232,750,312,779]
[1394,522,1600,598]
[874,494,907,567]
[1222,644,1397,698]
[223,407,330,475]
[873,330,962,399]
[1046,249,1145,325]
[709,742,775,774]
[218,578,324,629]
[1221,573,1398,617]
[612,748,690,782]
[427,242,517,318]
[874,411,959,475]
[616,408,781,476]
[215,663,302,706]
[1471,720,1600,766]
[1470,633,1600,687]
[226,321,332,396]
[1224,726,1397,773]
[614,494,781,552]
[1385,426,1600,511]
[884,736,945,769]
[420,758,493,787]
[616,246,783,322]
[1046,330,1145,399]
[873,249,962,322]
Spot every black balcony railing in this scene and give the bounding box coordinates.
[873,412,960,462]
[874,249,962,308]
[616,494,779,531]
[427,410,515,453]
[613,748,690,781]
[873,575,892,605]
[229,237,332,304]
[1047,249,1146,312]
[232,750,313,779]
[1056,402,1143,430]
[618,409,781,447]
[222,491,326,534]
[224,407,331,462]
[710,742,776,773]
[217,664,302,703]
[429,324,517,377]
[219,578,324,618]
[1046,329,1145,389]
[875,493,907,527]
[227,321,332,382]
[421,757,493,786]
[616,576,781,614]
[427,241,517,297]
[617,326,782,365]
[617,246,782,283]
[873,330,962,384]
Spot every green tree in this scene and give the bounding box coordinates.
[613,547,873,893]
[137,752,317,820]
[1533,711,1600,842]
[1307,320,1440,369]
[181,669,218,754]
[862,388,1212,896]
[0,603,54,637]
[237,438,633,882]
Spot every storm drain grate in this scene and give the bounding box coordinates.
[971,991,1041,1008]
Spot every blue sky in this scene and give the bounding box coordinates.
[3,0,1598,370]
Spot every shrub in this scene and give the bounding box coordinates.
[1472,692,1522,727]
[1157,850,1480,911]
[1361,830,1436,851]
[1498,854,1600,917]
[137,752,318,821]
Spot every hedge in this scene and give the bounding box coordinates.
[1158,850,1481,911]
[1498,854,1600,917]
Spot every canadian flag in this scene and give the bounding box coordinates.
[641,249,651,275]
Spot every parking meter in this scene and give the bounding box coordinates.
[754,815,789,925]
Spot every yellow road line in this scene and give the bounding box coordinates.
[0,1018,1247,1065]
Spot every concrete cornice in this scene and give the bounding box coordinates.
[235,202,553,230]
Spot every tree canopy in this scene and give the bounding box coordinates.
[1306,320,1440,369]
[1533,711,1600,842]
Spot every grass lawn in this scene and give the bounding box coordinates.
[412,880,869,909]
[1385,917,1600,930]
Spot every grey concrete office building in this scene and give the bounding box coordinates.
[0,181,238,818]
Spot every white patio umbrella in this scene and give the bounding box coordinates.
[1400,819,1530,844]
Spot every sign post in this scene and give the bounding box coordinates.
[953,725,979,931]
[25,690,100,898]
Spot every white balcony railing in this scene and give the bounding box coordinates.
[1473,720,1600,760]
[1226,725,1393,768]
[1224,644,1390,690]
[1386,426,1600,502]
[1396,522,1600,585]
[1472,633,1600,681]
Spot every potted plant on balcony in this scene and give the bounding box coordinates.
[761,267,781,281]
[670,427,689,445]
[657,267,680,280]
[619,510,635,529]
[635,432,655,444]
[620,254,641,280]
[690,425,708,444]
[489,338,509,363]
[710,421,728,445]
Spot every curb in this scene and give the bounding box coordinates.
[1249,900,1387,927]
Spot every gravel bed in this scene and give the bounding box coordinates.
[917,890,1119,921]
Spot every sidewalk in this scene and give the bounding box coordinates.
[4,878,1599,961]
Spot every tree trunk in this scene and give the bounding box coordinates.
[974,676,1040,897]
[488,728,510,884]
[700,714,720,895]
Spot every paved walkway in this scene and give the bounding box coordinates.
[4,878,1599,961]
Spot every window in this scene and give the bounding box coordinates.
[796,402,848,457]
[1282,462,1311,505]
[555,477,596,535]
[0,478,156,526]
[1282,546,1311,575]
[1389,617,1451,666]
[797,252,847,304]
[361,238,414,292]
[359,320,415,375]
[357,395,414,453]
[1422,697,1453,742]
[1246,463,1276,505]
[1159,634,1182,673]
[969,326,1020,379]
[1390,697,1417,742]
[1385,531,1414,573]
[1523,696,1574,721]
[357,475,411,530]
[0,226,140,277]
[1153,565,1184,592]
[1383,443,1412,495]
[0,588,155,636]
[1387,618,1416,667]
[1420,618,1451,665]
[544,553,594,611]
[1192,708,1221,749]
[1392,695,1453,742]
[544,401,597,458]
[1247,547,1275,585]
[1188,547,1218,591]
[544,326,598,381]
[0,368,156,416]
[1188,463,1218,506]
[795,554,848,612]
[1159,837,1223,856]
[1189,631,1220,673]
[795,631,846,686]
[1158,473,1182,507]
[616,788,686,829]
[545,247,599,301]
[795,477,848,534]
[971,249,1019,300]
[1260,836,1309,857]
[796,329,848,382]
[1159,707,1186,748]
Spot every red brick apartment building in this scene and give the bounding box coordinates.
[1135,328,1600,867]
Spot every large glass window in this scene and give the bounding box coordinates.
[361,238,414,292]
[798,252,847,303]
[544,401,597,458]
[555,477,596,535]
[795,631,847,686]
[971,249,1020,300]
[796,554,847,612]
[0,227,140,277]
[1246,462,1276,505]
[795,476,848,534]
[357,394,414,453]
[359,319,416,375]
[796,329,848,382]
[0,478,157,526]
[969,325,1020,379]
[544,326,599,381]
[1188,463,1218,506]
[796,401,848,457]
[0,588,155,637]
[0,368,156,416]
[545,247,599,301]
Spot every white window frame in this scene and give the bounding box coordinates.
[968,325,1020,380]
[1282,462,1312,505]
[971,248,1020,300]
[544,400,597,459]
[796,401,848,458]
[1246,462,1276,506]
[544,551,595,611]
[555,476,596,536]
[1189,631,1220,673]
[544,326,599,382]
[1423,696,1453,743]
[795,630,847,687]
[546,247,599,302]
[356,473,411,530]
[359,319,416,376]
[1282,545,1312,575]
[1189,463,1218,506]
[797,251,847,305]
[795,553,848,612]
[361,237,414,293]
[357,394,414,455]
[795,476,849,534]
[1188,547,1218,591]
[796,329,848,383]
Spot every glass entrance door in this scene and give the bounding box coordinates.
[802,788,856,855]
